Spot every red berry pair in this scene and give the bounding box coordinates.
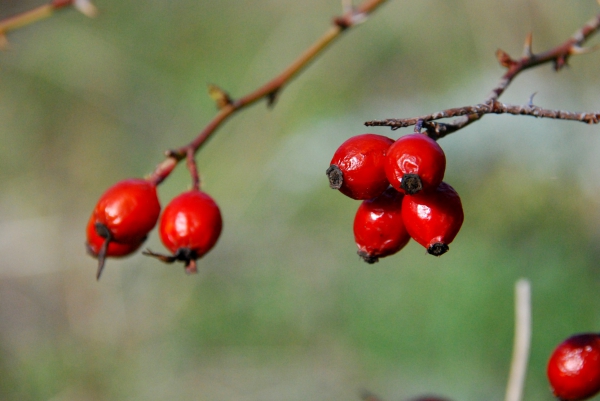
[548,333,600,401]
[328,132,463,262]
[86,179,222,278]
[327,132,446,199]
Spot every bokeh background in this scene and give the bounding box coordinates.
[1,0,600,400]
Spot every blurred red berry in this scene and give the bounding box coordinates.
[353,187,411,263]
[146,189,222,274]
[548,333,600,401]
[86,178,161,279]
[327,133,394,200]
[385,133,446,195]
[401,181,463,256]
[91,178,161,243]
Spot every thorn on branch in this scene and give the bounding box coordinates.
[523,32,533,57]
[414,119,424,133]
[570,44,600,55]
[528,92,537,107]
[267,89,279,108]
[553,55,568,71]
[333,16,352,30]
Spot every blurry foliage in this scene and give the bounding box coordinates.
[0,0,600,400]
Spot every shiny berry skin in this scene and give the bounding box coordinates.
[85,216,143,258]
[86,178,161,279]
[401,181,463,256]
[327,133,394,200]
[384,133,446,195]
[91,178,161,244]
[353,187,411,263]
[157,189,222,274]
[547,333,600,401]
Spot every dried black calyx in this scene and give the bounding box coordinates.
[94,222,112,239]
[358,250,379,264]
[427,243,449,257]
[326,165,344,190]
[173,247,198,263]
[400,173,423,195]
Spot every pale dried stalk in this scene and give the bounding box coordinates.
[505,279,532,401]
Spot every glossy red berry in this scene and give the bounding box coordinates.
[353,187,411,263]
[384,133,446,194]
[401,181,463,256]
[146,189,222,274]
[548,333,600,401]
[327,133,394,200]
[86,178,161,279]
[91,178,161,244]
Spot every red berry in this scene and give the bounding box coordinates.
[92,178,161,244]
[327,133,394,200]
[353,187,411,263]
[86,178,161,279]
[384,133,446,194]
[85,216,143,258]
[548,333,600,401]
[150,189,222,274]
[401,181,463,256]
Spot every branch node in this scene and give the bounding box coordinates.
[208,84,234,109]
[496,49,516,68]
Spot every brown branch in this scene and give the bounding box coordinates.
[0,0,96,45]
[365,100,600,131]
[147,0,389,185]
[366,11,600,139]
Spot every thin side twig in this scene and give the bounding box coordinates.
[365,12,600,138]
[147,0,388,185]
[0,0,96,44]
[505,279,532,401]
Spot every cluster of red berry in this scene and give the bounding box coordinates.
[547,333,600,401]
[86,178,222,279]
[327,132,464,263]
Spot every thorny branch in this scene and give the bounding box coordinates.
[148,0,389,186]
[365,11,600,139]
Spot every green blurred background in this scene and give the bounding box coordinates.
[1,0,599,400]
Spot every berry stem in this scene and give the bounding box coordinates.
[504,279,532,401]
[147,0,389,186]
[186,148,201,190]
